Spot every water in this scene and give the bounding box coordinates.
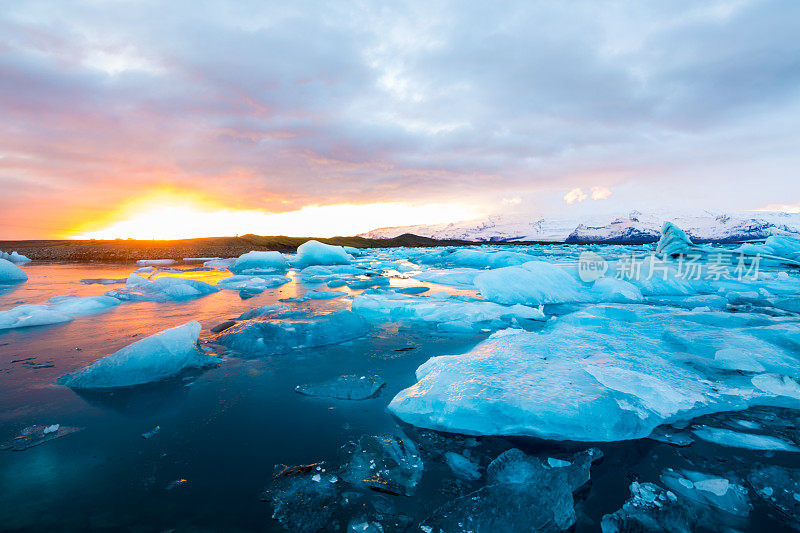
[1,251,799,531]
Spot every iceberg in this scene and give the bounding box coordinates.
[0,304,73,330]
[297,264,363,284]
[474,260,586,305]
[0,250,31,264]
[294,240,353,267]
[281,290,347,303]
[212,311,368,356]
[46,295,120,315]
[228,251,288,274]
[0,258,28,283]
[352,290,545,332]
[136,259,176,266]
[389,305,800,441]
[216,275,291,292]
[0,295,120,330]
[106,273,218,301]
[59,321,216,389]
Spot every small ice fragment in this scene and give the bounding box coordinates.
[141,425,161,439]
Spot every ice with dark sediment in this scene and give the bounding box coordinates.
[0,424,82,451]
[339,434,423,496]
[212,310,369,356]
[422,447,602,532]
[295,375,384,400]
[264,462,340,533]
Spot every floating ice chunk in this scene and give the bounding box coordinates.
[713,348,766,372]
[183,257,221,262]
[106,273,218,301]
[228,251,288,274]
[0,424,82,451]
[47,295,120,316]
[748,465,800,528]
[0,258,28,283]
[444,451,481,480]
[59,321,216,389]
[294,240,353,267]
[80,278,126,285]
[295,375,384,400]
[660,469,750,516]
[352,291,545,332]
[395,286,429,295]
[389,304,800,441]
[298,265,363,284]
[212,311,368,356]
[237,304,308,320]
[591,276,643,303]
[424,447,599,532]
[474,261,585,305]
[136,259,175,266]
[340,434,423,496]
[265,462,340,532]
[0,250,31,263]
[216,275,290,292]
[752,373,800,400]
[412,268,481,289]
[282,290,348,303]
[647,426,695,446]
[141,425,161,439]
[0,304,73,330]
[656,221,696,256]
[692,425,800,451]
[203,258,236,268]
[347,277,389,290]
[601,481,687,533]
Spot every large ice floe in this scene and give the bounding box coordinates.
[59,321,216,388]
[105,273,218,301]
[352,289,545,332]
[0,258,28,283]
[228,250,288,274]
[0,250,31,264]
[211,310,368,356]
[390,304,800,441]
[0,295,120,330]
[293,240,353,267]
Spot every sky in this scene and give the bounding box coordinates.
[1,0,799,239]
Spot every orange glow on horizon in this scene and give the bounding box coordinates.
[67,191,484,240]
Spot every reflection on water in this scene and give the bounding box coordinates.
[0,259,798,531]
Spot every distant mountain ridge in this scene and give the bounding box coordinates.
[361,210,800,243]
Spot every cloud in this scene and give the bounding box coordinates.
[564,188,589,205]
[590,186,612,201]
[1,0,800,237]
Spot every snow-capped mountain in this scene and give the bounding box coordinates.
[361,210,800,243]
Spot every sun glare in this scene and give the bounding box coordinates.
[69,193,483,240]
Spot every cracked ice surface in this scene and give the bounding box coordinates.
[390,304,800,441]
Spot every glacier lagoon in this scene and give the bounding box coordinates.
[1,236,800,531]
